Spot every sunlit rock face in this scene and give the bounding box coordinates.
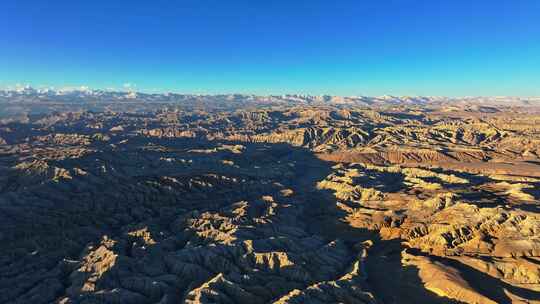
[1,96,540,303]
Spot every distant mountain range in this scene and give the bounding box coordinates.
[1,86,539,107]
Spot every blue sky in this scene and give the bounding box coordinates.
[1,1,539,96]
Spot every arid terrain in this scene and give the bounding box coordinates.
[2,90,540,303]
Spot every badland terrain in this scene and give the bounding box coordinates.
[2,89,540,303]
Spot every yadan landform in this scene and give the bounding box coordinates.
[2,88,540,304]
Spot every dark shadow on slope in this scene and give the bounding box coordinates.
[366,240,464,304]
[297,157,464,303]
[460,186,540,213]
[521,182,540,201]
[408,249,540,303]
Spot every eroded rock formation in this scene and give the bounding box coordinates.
[1,99,540,303]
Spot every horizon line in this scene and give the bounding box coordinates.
[1,85,539,100]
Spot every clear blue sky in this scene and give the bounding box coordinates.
[1,0,539,96]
